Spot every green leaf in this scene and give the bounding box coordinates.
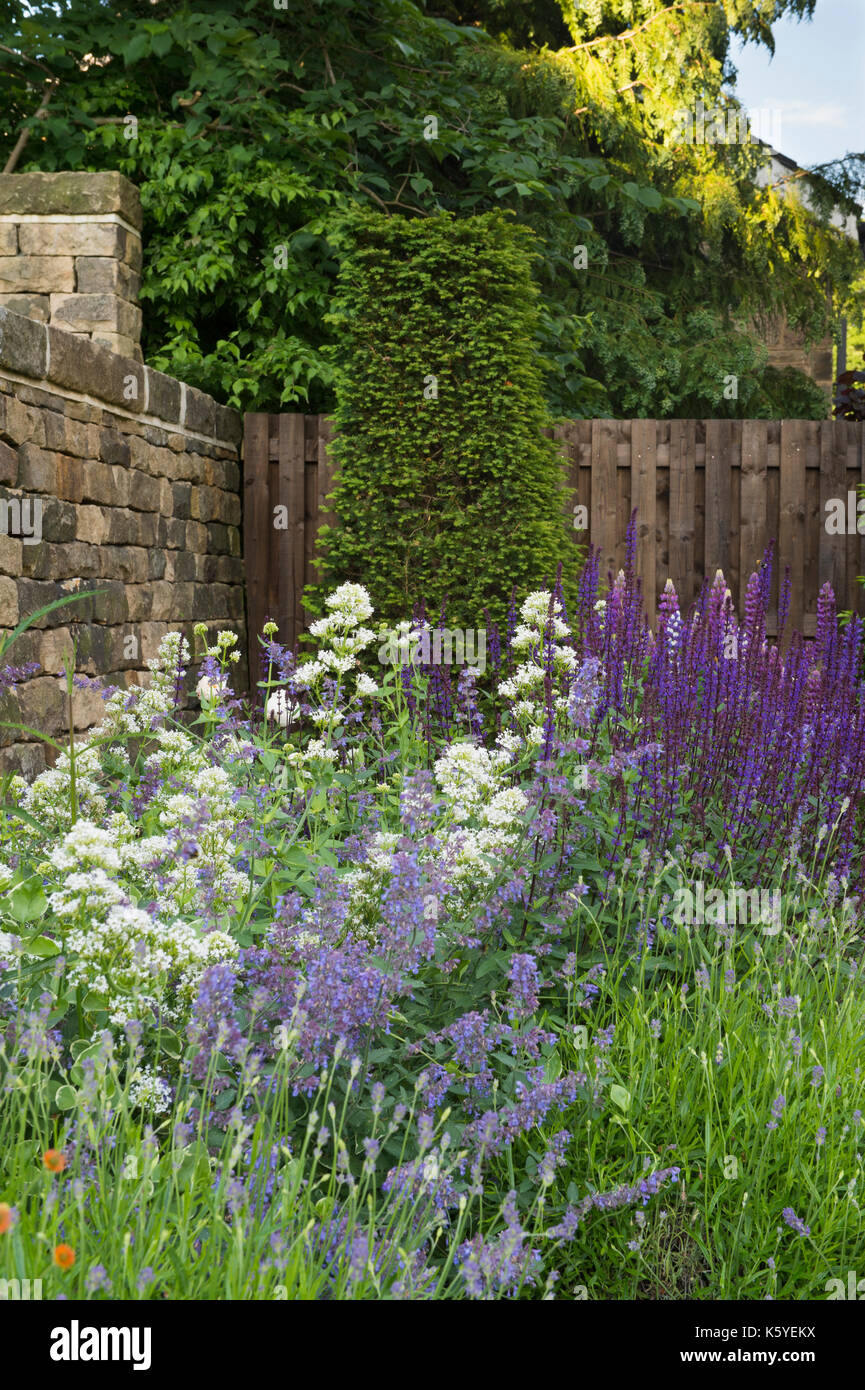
[54,1084,78,1111]
[610,1084,631,1112]
[8,875,48,923]
[23,933,60,958]
[543,1050,562,1083]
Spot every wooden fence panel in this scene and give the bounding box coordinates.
[244,414,865,682]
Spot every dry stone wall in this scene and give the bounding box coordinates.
[0,306,245,777]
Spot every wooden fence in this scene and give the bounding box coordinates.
[243,412,335,683]
[243,414,865,685]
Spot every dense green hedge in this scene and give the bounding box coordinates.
[310,209,579,629]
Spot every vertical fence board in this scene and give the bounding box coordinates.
[739,418,768,597]
[278,412,306,653]
[705,419,733,584]
[632,418,657,625]
[819,417,847,600]
[243,412,271,694]
[591,419,618,582]
[779,419,807,642]
[668,419,696,610]
[316,416,336,587]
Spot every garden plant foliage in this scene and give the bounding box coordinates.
[1,0,862,416]
[313,207,578,627]
[1,540,864,1298]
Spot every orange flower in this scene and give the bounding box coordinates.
[53,1243,75,1270]
[0,1203,14,1235]
[43,1149,67,1174]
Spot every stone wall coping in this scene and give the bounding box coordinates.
[0,307,241,447]
[0,172,142,229]
[0,212,142,237]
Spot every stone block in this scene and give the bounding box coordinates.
[0,224,16,255]
[0,256,74,294]
[43,413,99,457]
[74,256,140,299]
[0,293,50,321]
[75,505,108,546]
[99,428,131,468]
[46,326,145,408]
[0,307,48,378]
[0,575,18,625]
[213,403,242,446]
[16,442,57,492]
[144,368,182,425]
[99,545,148,583]
[0,532,23,575]
[20,222,124,259]
[50,293,141,338]
[81,460,130,508]
[184,386,215,437]
[0,173,142,227]
[0,439,17,486]
[40,497,77,544]
[90,332,139,359]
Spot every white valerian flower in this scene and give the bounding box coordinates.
[293,660,325,689]
[356,673,379,697]
[129,1067,172,1114]
[0,861,14,890]
[48,869,128,919]
[50,817,122,872]
[325,583,374,624]
[286,738,337,767]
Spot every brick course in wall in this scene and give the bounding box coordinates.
[0,306,245,778]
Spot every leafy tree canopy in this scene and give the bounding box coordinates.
[0,0,862,417]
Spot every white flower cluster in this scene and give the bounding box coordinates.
[432,741,513,823]
[295,583,377,695]
[433,743,529,900]
[272,584,381,775]
[128,1066,173,1114]
[44,823,239,1026]
[23,744,108,835]
[496,590,577,746]
[24,634,250,916]
[62,901,237,1027]
[343,831,402,943]
[22,634,193,837]
[341,742,531,946]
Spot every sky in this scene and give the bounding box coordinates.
[729,0,865,169]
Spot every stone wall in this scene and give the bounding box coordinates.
[0,307,244,777]
[0,172,143,360]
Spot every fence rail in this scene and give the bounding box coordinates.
[243,414,865,688]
